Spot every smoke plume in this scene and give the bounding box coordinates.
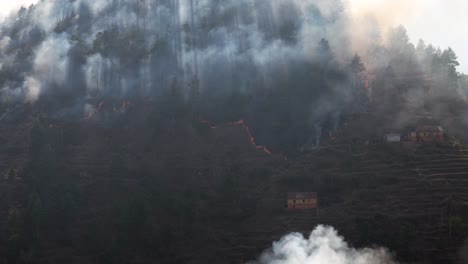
[0,0,465,152]
[0,0,359,101]
[249,225,396,264]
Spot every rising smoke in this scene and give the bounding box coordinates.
[0,0,368,101]
[249,225,396,264]
[0,0,464,152]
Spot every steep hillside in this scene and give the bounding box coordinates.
[0,106,467,263]
[0,106,288,263]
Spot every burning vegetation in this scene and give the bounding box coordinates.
[0,0,466,153]
[201,119,273,155]
[0,0,468,264]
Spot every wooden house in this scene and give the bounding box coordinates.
[287,192,317,209]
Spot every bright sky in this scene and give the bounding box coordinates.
[350,0,468,73]
[0,0,36,17]
[1,0,468,73]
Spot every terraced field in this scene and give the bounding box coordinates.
[227,142,468,263]
[0,109,467,263]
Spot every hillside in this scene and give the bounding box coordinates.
[0,105,287,263]
[2,1,468,263]
[0,105,467,263]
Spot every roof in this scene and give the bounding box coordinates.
[288,192,317,200]
[416,125,443,132]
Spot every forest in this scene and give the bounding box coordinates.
[1,1,468,263]
[0,0,466,153]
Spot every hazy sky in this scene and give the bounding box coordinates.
[0,0,36,17]
[1,0,468,73]
[350,0,468,73]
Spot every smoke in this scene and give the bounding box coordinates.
[1,1,462,87]
[0,0,358,100]
[348,0,417,31]
[249,225,396,264]
[0,1,37,19]
[0,0,464,151]
[0,0,401,103]
[24,33,71,102]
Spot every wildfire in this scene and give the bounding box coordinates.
[85,100,131,120]
[200,119,217,129]
[240,120,273,155]
[363,77,373,102]
[97,101,104,111]
[201,119,273,155]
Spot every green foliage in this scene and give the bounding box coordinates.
[54,14,76,34]
[279,20,298,43]
[350,54,365,73]
[92,27,121,58]
[0,63,24,87]
[441,48,460,67]
[92,28,147,62]
[387,25,411,53]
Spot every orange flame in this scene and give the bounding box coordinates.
[201,119,273,155]
[97,101,104,111]
[200,119,216,129]
[363,78,374,102]
[85,100,133,120]
[239,120,273,155]
[85,101,104,120]
[364,79,369,90]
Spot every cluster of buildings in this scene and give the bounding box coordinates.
[385,125,445,143]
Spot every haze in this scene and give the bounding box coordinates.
[0,0,37,17]
[0,0,467,263]
[1,0,468,73]
[350,0,468,73]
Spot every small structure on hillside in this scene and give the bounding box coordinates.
[385,133,401,143]
[287,192,317,209]
[410,125,444,142]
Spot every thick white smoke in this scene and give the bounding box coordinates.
[1,0,358,101]
[24,33,71,102]
[0,0,462,142]
[249,225,396,264]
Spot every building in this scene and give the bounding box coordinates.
[287,192,317,209]
[410,125,444,142]
[385,133,401,143]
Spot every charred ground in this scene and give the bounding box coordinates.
[1,100,468,264]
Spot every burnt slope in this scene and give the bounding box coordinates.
[0,106,286,263]
[0,106,467,264]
